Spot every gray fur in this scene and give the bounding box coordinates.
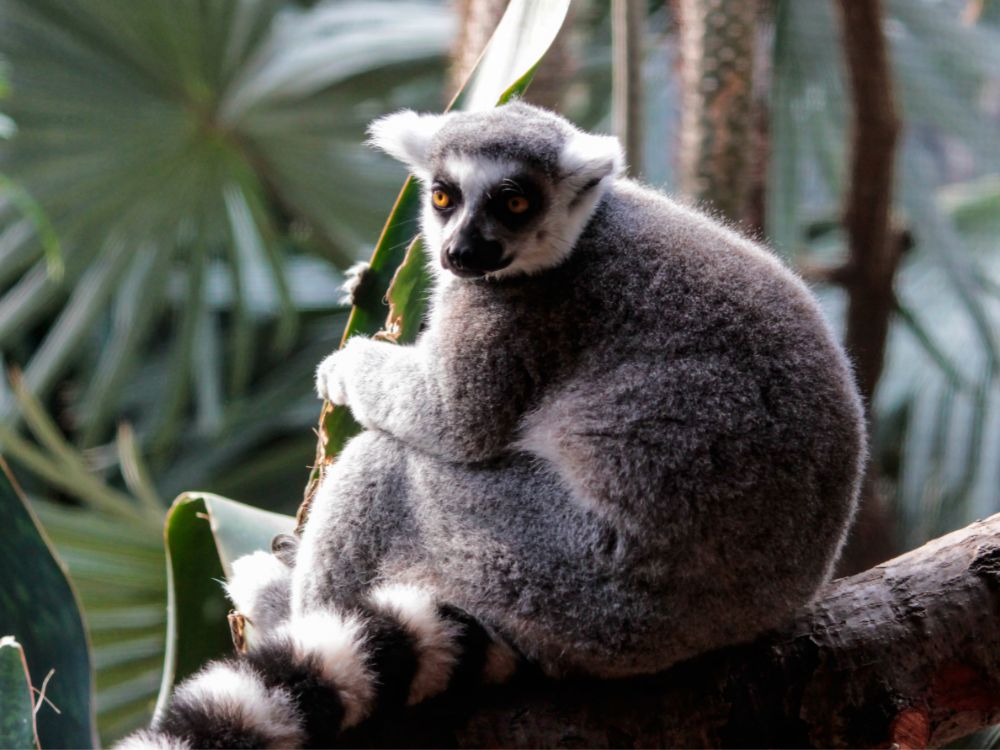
[302,101,865,677]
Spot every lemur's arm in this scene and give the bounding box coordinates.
[316,333,531,463]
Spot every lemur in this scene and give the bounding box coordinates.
[121,102,865,749]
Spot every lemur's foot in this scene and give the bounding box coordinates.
[225,551,292,634]
[340,260,372,307]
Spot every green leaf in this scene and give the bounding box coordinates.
[0,462,97,749]
[0,0,451,452]
[29,499,165,744]
[315,0,572,464]
[0,637,37,750]
[0,176,62,280]
[154,493,294,721]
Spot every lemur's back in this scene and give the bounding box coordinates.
[422,179,865,676]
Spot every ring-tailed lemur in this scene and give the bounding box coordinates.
[121,102,865,749]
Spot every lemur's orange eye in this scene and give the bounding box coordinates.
[506,195,530,214]
[432,190,451,209]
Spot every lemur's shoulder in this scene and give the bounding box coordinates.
[576,179,829,328]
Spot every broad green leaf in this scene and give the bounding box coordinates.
[154,493,294,722]
[0,637,37,750]
[28,499,165,744]
[315,0,572,467]
[0,0,451,447]
[0,463,96,749]
[2,378,166,742]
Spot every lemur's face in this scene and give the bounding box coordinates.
[422,156,553,278]
[367,103,624,280]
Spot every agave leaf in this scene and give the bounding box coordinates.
[314,0,572,466]
[154,493,295,721]
[0,219,40,288]
[0,0,451,451]
[20,235,132,402]
[3,377,168,742]
[0,175,62,279]
[78,242,175,446]
[116,424,164,517]
[893,301,967,391]
[0,462,96,749]
[192,294,226,436]
[0,637,37,750]
[29,499,165,744]
[222,188,256,398]
[150,248,206,456]
[0,264,62,348]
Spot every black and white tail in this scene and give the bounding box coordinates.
[117,556,519,749]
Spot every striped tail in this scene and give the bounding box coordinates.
[117,583,520,749]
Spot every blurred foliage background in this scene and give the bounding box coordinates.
[0,0,998,744]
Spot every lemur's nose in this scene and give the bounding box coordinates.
[444,230,506,277]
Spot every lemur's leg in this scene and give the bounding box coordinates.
[291,429,426,613]
[119,431,518,750]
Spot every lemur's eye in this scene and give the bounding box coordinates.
[506,195,530,214]
[432,190,451,209]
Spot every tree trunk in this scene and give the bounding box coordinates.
[341,514,1000,748]
[676,0,761,223]
[612,0,645,177]
[832,0,904,575]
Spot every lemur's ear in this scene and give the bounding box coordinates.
[367,110,450,174]
[558,130,625,192]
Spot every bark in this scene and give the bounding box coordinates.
[832,0,905,575]
[836,0,902,415]
[743,5,773,237]
[612,0,645,177]
[676,0,761,223]
[340,514,1000,749]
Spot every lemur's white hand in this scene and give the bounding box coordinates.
[315,349,350,405]
[314,336,423,435]
[315,337,370,407]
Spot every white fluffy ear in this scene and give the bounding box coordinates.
[559,130,625,190]
[367,110,449,173]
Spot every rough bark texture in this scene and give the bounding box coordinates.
[612,0,644,177]
[676,0,760,223]
[339,515,1000,749]
[831,0,904,576]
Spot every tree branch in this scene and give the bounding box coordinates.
[676,0,761,223]
[836,0,902,409]
[341,515,1000,748]
[612,0,645,177]
[833,0,904,576]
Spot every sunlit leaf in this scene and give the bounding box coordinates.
[153,493,294,721]
[314,0,572,468]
